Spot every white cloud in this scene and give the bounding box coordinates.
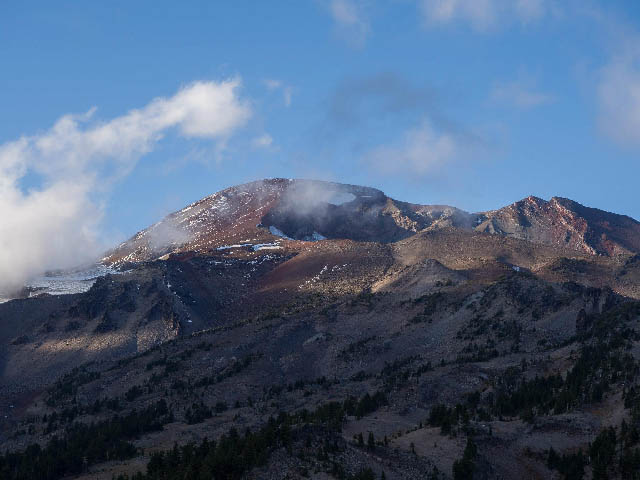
[419,0,550,30]
[490,78,553,109]
[0,79,251,293]
[327,0,370,48]
[363,121,459,176]
[598,52,640,147]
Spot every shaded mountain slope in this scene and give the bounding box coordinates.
[2,265,636,479]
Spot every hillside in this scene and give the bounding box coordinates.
[1,179,640,479]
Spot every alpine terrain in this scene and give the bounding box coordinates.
[2,178,640,480]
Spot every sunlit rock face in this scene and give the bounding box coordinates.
[475,196,640,256]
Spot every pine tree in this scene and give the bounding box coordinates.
[367,432,375,450]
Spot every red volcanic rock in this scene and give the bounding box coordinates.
[476,196,640,256]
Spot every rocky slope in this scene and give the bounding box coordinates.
[1,179,640,480]
[476,195,640,256]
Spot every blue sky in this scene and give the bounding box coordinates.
[1,0,639,253]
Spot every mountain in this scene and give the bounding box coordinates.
[1,179,640,480]
[104,179,640,268]
[103,179,476,266]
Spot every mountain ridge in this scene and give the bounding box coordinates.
[104,178,640,267]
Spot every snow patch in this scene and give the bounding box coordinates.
[252,243,282,251]
[269,226,293,240]
[216,244,251,251]
[0,264,122,302]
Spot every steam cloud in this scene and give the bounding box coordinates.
[0,79,251,294]
[282,180,358,213]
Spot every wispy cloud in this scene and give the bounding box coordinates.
[325,72,441,131]
[418,0,553,31]
[264,78,294,107]
[252,133,274,149]
[590,7,640,150]
[490,77,553,109]
[577,5,640,148]
[363,121,459,176]
[0,79,251,293]
[283,86,293,107]
[598,52,640,147]
[264,79,283,90]
[326,0,370,48]
[319,72,484,178]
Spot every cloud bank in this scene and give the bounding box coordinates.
[0,79,251,294]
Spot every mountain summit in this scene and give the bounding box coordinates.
[476,195,640,256]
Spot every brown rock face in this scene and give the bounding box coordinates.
[476,196,640,256]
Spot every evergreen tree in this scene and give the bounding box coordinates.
[367,432,375,450]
